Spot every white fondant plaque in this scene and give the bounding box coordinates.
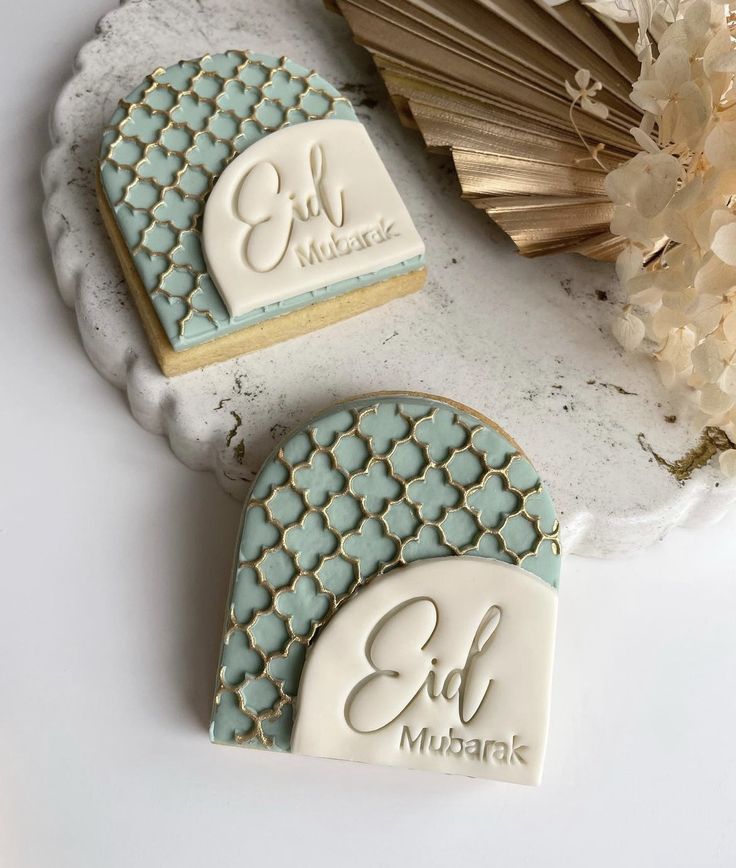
[292,558,557,785]
[202,119,425,317]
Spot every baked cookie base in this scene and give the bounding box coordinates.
[96,170,426,377]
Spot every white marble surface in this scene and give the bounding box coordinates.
[42,0,736,556]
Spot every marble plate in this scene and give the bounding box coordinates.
[42,0,736,556]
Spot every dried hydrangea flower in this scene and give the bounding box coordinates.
[564,69,610,118]
[598,0,736,473]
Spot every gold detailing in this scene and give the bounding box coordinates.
[99,51,352,339]
[214,398,560,748]
[327,1,646,260]
[638,427,736,483]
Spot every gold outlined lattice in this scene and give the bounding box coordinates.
[213,398,560,749]
[99,51,354,343]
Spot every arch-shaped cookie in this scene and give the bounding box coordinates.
[211,393,560,761]
[97,51,426,375]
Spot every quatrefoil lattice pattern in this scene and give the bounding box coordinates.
[211,395,561,752]
[98,50,356,349]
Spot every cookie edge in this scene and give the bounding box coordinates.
[96,167,426,376]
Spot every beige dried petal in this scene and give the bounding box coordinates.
[698,382,734,416]
[722,418,736,443]
[703,27,735,75]
[709,208,736,238]
[683,0,714,47]
[631,80,666,114]
[666,175,703,213]
[722,308,736,343]
[630,285,664,307]
[661,207,697,247]
[687,292,726,336]
[630,125,661,153]
[692,336,725,382]
[661,241,698,278]
[661,286,696,311]
[702,163,735,197]
[605,163,640,205]
[659,99,676,146]
[616,245,644,284]
[644,317,660,343]
[612,308,646,350]
[711,221,736,266]
[718,449,736,477]
[709,52,736,74]
[632,153,681,218]
[610,204,665,247]
[627,267,658,292]
[581,0,641,23]
[652,303,687,339]
[688,369,707,390]
[654,44,691,94]
[705,121,736,169]
[575,68,591,89]
[671,80,711,147]
[655,266,690,294]
[694,254,736,295]
[712,167,736,200]
[657,358,678,387]
[659,18,688,52]
[658,325,696,371]
[719,361,736,395]
[694,206,717,252]
[639,110,657,135]
[564,79,579,100]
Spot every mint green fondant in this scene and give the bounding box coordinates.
[99,51,425,352]
[276,577,330,637]
[317,555,356,597]
[403,525,452,562]
[249,612,289,655]
[210,396,561,751]
[242,677,280,714]
[221,630,262,686]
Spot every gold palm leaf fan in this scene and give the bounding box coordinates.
[327,0,650,260]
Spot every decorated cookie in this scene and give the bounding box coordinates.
[211,393,561,785]
[97,51,426,375]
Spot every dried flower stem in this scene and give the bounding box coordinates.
[568,100,609,169]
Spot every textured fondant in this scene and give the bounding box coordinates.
[201,119,425,316]
[98,50,424,351]
[291,557,557,784]
[211,395,560,752]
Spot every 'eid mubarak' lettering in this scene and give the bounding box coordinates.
[399,726,528,766]
[289,557,557,784]
[236,144,400,272]
[202,120,424,318]
[236,143,345,272]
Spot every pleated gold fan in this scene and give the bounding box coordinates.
[327,0,646,260]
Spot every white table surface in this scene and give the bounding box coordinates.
[2,2,736,866]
